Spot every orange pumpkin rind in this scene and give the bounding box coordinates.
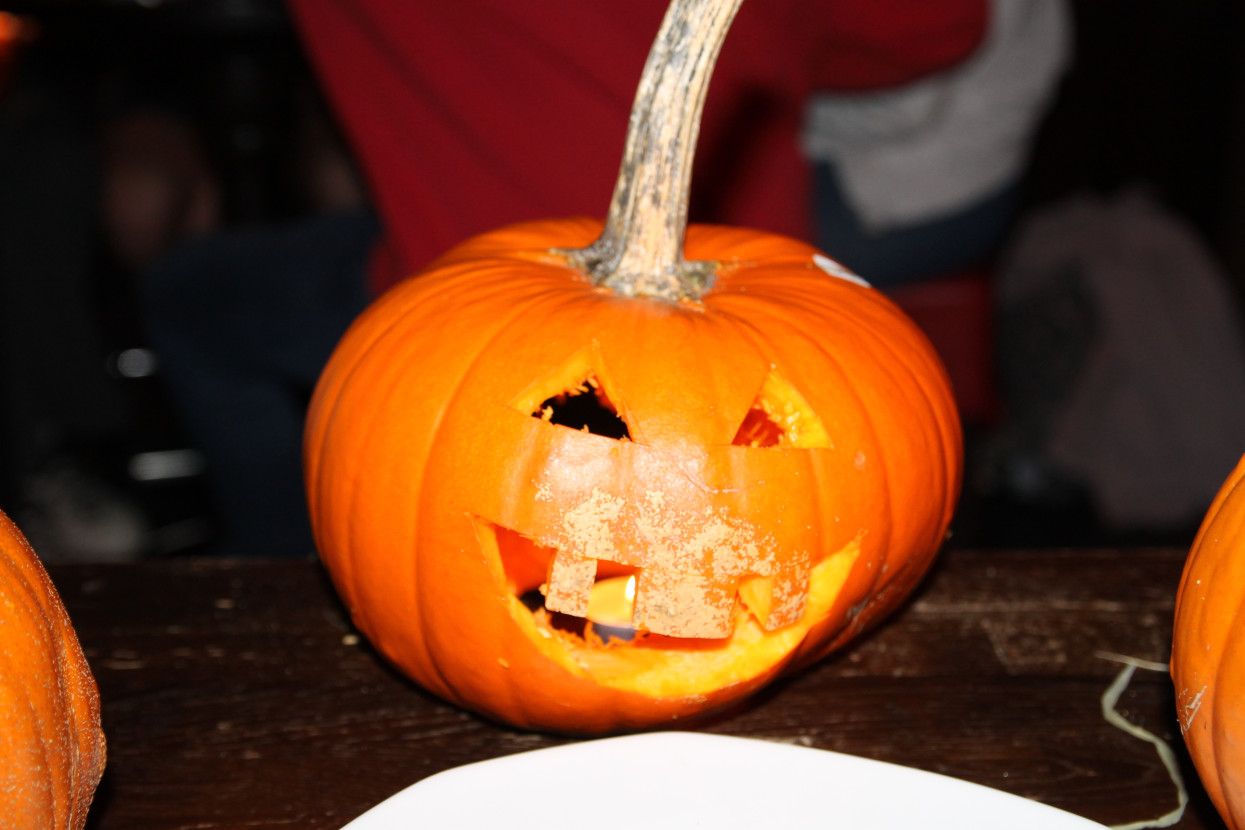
[1172,453,1245,830]
[0,508,106,829]
[304,0,962,733]
[305,222,962,732]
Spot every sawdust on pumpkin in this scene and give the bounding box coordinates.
[542,486,808,638]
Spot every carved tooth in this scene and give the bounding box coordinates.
[544,552,595,616]
[540,548,809,637]
[634,569,736,639]
[764,567,809,630]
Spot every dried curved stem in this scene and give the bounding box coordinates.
[563,0,745,301]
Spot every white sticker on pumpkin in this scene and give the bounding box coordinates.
[813,253,871,288]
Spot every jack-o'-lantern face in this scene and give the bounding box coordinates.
[304,220,962,734]
[484,348,834,640]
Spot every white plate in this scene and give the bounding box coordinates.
[342,731,1108,829]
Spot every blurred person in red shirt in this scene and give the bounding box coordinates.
[141,0,1008,556]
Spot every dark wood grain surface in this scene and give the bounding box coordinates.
[52,548,1225,830]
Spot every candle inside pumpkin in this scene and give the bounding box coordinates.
[585,575,636,628]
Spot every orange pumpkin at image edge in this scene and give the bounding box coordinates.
[0,508,106,829]
[1172,453,1245,830]
[303,0,962,734]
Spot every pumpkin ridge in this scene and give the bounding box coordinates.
[754,281,963,525]
[1172,453,1245,828]
[716,293,897,554]
[696,318,837,565]
[419,348,540,701]
[323,259,575,680]
[307,286,435,609]
[1211,603,1245,826]
[408,273,603,701]
[317,298,450,681]
[706,295,905,648]
[0,508,105,828]
[0,635,58,822]
[0,549,68,766]
[717,283,958,640]
[722,292,906,540]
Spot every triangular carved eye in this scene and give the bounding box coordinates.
[732,371,832,449]
[533,374,630,440]
[510,348,632,441]
[733,406,785,448]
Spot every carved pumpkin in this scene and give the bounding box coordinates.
[0,508,106,829]
[1172,453,1245,830]
[304,0,961,733]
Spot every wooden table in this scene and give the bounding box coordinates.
[54,548,1226,830]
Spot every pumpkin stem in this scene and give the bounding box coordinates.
[564,0,744,301]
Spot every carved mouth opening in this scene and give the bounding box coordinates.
[532,373,630,440]
[497,523,694,649]
[518,585,639,645]
[493,520,809,649]
[482,517,862,698]
[493,518,751,650]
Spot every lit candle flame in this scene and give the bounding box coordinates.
[585,575,636,629]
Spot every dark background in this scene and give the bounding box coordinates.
[1,0,1243,557]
